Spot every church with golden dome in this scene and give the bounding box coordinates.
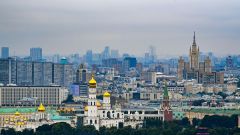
[0,103,72,131]
[83,75,124,130]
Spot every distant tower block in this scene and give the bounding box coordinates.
[189,32,200,70]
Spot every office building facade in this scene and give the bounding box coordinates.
[30,48,42,61]
[1,47,9,58]
[0,59,74,87]
[0,86,68,106]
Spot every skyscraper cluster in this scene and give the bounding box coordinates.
[0,58,74,87]
[177,32,224,84]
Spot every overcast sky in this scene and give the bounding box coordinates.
[0,0,239,57]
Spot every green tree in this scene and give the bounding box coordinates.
[76,125,97,135]
[1,128,16,135]
[51,122,74,135]
[180,117,190,127]
[177,128,196,135]
[21,129,34,135]
[201,115,236,128]
[208,129,217,135]
[36,124,52,135]
[214,128,229,135]
[192,118,200,127]
[144,118,163,128]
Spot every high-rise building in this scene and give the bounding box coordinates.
[63,64,74,87]
[0,58,16,85]
[53,63,74,87]
[189,32,200,70]
[32,62,43,86]
[1,58,74,87]
[123,57,137,72]
[177,32,223,84]
[43,62,53,86]
[149,46,156,63]
[60,57,68,64]
[204,56,212,73]
[17,61,52,86]
[76,64,87,84]
[30,48,42,61]
[52,54,60,63]
[1,47,9,58]
[102,46,110,60]
[79,84,88,97]
[86,50,93,65]
[226,56,234,70]
[177,57,185,81]
[16,61,33,86]
[53,63,64,86]
[110,50,119,58]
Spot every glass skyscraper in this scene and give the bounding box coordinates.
[30,48,42,61]
[1,47,9,58]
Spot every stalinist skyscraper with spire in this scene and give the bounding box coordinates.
[178,32,224,84]
[189,32,200,70]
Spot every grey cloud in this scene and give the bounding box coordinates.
[0,0,240,57]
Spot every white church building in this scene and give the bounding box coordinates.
[83,76,124,130]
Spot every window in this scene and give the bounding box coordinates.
[107,111,111,119]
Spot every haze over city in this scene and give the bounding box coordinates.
[2,0,240,134]
[0,0,240,57]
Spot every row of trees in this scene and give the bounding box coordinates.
[1,115,239,135]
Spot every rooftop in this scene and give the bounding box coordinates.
[190,108,240,115]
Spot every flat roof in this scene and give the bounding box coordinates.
[0,86,62,88]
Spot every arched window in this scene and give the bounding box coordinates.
[95,120,97,124]
[107,111,111,119]
[117,113,120,118]
[90,120,92,124]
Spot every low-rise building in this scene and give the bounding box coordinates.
[0,86,68,106]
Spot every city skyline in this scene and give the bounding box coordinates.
[0,0,240,57]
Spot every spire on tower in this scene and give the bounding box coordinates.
[193,31,196,45]
[163,81,168,98]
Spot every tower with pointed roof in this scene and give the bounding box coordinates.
[189,32,200,70]
[161,82,173,121]
[177,32,222,84]
[85,74,99,129]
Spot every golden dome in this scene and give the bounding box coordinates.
[103,91,110,97]
[38,103,46,112]
[89,75,96,84]
[14,111,20,116]
[96,101,101,108]
[89,75,97,88]
[84,106,88,111]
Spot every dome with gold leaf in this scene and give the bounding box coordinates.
[84,106,88,111]
[96,101,101,108]
[89,75,97,88]
[103,91,110,97]
[14,111,20,116]
[38,103,46,112]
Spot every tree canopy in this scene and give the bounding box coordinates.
[1,115,239,135]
